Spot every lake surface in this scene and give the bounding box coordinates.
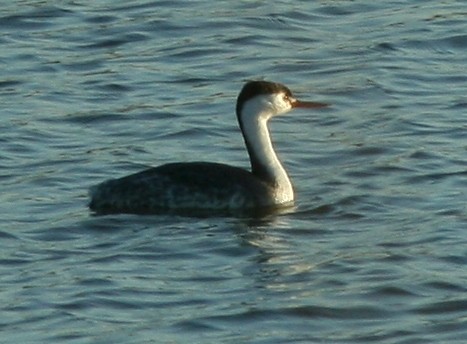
[1,1,466,343]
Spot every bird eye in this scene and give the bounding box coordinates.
[283,93,295,105]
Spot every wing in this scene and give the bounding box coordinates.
[89,162,274,213]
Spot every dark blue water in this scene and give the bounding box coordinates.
[1,1,466,343]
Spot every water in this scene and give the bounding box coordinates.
[1,1,466,343]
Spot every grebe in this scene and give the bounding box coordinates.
[89,81,328,214]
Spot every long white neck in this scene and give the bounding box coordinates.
[239,102,294,204]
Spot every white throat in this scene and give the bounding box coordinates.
[239,96,294,204]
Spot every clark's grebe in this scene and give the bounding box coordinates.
[89,80,328,214]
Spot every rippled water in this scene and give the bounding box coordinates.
[1,1,466,343]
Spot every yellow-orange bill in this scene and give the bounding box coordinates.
[292,100,329,109]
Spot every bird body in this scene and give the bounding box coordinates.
[89,81,327,215]
[89,162,277,214]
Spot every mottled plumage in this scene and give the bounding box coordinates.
[89,162,275,214]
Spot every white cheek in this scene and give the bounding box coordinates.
[275,98,291,114]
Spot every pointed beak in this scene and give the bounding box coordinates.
[292,99,329,109]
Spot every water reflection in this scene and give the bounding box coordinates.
[236,216,321,294]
